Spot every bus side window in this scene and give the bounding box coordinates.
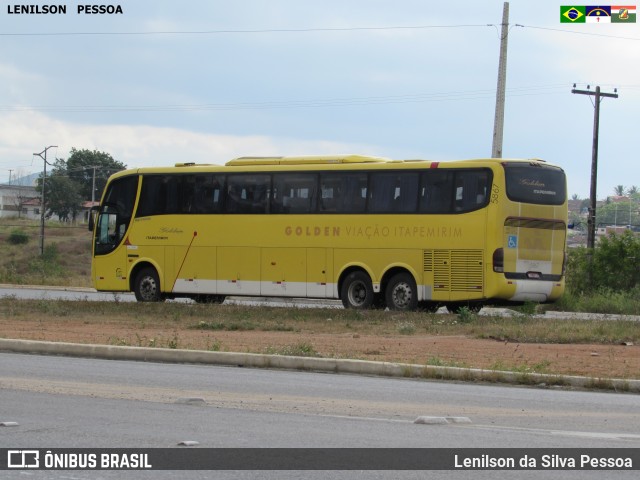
[226,174,270,214]
[420,171,454,213]
[272,173,317,214]
[454,175,465,212]
[226,183,244,213]
[194,174,225,213]
[163,176,179,214]
[137,175,161,217]
[177,175,196,213]
[319,176,340,213]
[320,173,367,213]
[369,172,418,213]
[137,175,176,216]
[453,170,492,212]
[345,174,368,213]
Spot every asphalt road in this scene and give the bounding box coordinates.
[1,353,639,479]
[0,284,342,308]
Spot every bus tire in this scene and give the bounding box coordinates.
[341,271,374,309]
[385,272,418,311]
[134,267,163,302]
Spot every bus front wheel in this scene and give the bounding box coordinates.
[134,267,163,302]
[341,271,374,309]
[385,273,418,311]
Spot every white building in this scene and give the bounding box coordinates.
[0,184,40,219]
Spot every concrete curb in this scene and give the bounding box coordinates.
[1,338,638,393]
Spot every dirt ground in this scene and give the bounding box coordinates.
[2,316,638,380]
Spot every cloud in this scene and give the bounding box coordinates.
[0,63,45,103]
[0,111,383,177]
[530,27,640,96]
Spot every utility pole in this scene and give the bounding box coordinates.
[8,169,13,185]
[33,145,58,256]
[571,85,618,250]
[491,1,509,158]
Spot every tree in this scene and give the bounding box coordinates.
[35,148,125,222]
[36,174,83,222]
[614,185,626,196]
[64,148,126,201]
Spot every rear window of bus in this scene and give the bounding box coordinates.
[504,163,566,205]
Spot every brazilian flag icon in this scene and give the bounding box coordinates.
[561,6,586,22]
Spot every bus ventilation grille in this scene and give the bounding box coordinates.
[423,249,484,292]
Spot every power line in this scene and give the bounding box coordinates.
[1,22,639,41]
[0,23,492,37]
[0,84,570,114]
[517,24,640,41]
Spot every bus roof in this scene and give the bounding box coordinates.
[225,154,390,166]
[108,156,559,179]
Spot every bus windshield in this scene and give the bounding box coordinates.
[503,163,566,206]
[94,175,138,255]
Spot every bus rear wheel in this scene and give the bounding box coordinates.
[385,273,418,311]
[134,267,163,302]
[341,271,374,309]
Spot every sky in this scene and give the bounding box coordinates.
[0,0,638,198]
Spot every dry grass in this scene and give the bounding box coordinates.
[0,218,92,287]
[2,298,639,379]
[2,298,639,346]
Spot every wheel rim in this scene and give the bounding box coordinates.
[139,276,158,301]
[347,280,367,307]
[391,282,413,309]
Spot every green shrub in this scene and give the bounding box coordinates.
[8,229,29,245]
[566,230,640,293]
[28,243,64,277]
[555,287,640,315]
[457,306,477,324]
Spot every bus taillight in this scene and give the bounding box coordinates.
[493,248,504,273]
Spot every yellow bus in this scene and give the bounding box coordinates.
[90,155,567,311]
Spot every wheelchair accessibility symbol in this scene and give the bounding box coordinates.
[508,235,518,249]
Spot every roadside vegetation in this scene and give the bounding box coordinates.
[551,230,640,315]
[0,218,92,287]
[2,297,639,347]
